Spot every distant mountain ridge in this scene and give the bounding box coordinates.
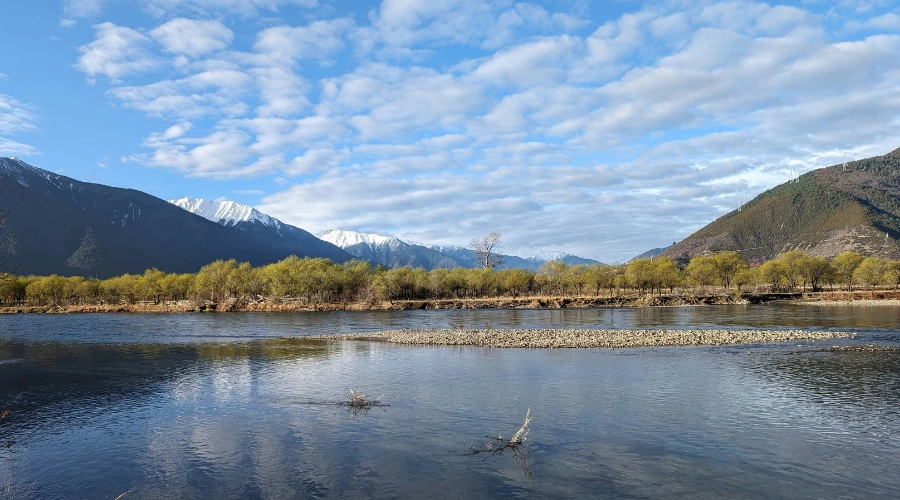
[170,197,281,229]
[0,158,349,277]
[320,229,602,270]
[170,197,348,263]
[631,245,672,261]
[318,229,462,269]
[662,146,900,262]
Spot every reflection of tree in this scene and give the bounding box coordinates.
[0,339,337,427]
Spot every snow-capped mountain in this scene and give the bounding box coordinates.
[318,229,405,250]
[502,246,571,262]
[0,158,349,277]
[171,198,349,263]
[318,229,459,269]
[424,244,598,270]
[322,229,602,270]
[170,197,281,230]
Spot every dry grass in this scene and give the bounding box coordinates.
[300,389,389,417]
[345,389,383,408]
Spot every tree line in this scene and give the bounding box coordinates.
[2,250,900,307]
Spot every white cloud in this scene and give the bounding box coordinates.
[150,18,234,57]
[0,138,39,157]
[0,95,36,136]
[61,0,106,25]
[470,36,579,88]
[144,0,318,17]
[0,94,39,156]
[80,1,900,258]
[253,18,354,66]
[848,12,900,31]
[108,69,253,118]
[75,22,159,81]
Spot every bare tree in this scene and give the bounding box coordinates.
[470,232,503,269]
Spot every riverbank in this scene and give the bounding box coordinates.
[4,291,899,313]
[316,328,852,348]
[0,294,754,313]
[793,299,900,306]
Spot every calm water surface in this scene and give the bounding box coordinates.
[1,304,899,498]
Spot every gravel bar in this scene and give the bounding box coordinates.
[316,328,853,348]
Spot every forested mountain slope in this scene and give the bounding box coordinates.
[663,147,900,262]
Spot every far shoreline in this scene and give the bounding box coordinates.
[2,291,899,314]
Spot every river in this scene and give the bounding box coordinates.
[1,304,898,498]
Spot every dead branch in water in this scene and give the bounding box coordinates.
[113,489,135,500]
[300,390,389,417]
[471,408,533,480]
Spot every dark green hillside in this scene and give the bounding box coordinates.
[0,157,349,277]
[663,147,900,262]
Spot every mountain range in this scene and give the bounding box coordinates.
[0,156,603,277]
[166,202,603,271]
[0,158,349,277]
[8,145,896,277]
[662,146,900,262]
[317,229,602,271]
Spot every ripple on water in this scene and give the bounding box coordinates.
[0,309,898,498]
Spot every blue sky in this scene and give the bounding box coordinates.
[2,0,900,262]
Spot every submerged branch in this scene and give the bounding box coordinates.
[471,408,534,480]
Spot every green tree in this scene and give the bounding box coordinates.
[853,257,888,294]
[193,259,238,303]
[884,260,900,290]
[141,268,167,304]
[796,255,832,292]
[685,256,717,290]
[502,268,534,298]
[539,260,569,295]
[832,251,864,291]
[653,258,682,294]
[710,251,746,289]
[734,266,761,292]
[759,260,787,290]
[625,259,655,294]
[581,264,611,297]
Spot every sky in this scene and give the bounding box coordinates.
[1,0,899,263]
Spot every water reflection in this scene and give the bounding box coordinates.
[0,308,899,498]
[3,304,900,345]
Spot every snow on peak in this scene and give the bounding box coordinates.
[170,197,280,229]
[318,229,405,250]
[0,156,49,187]
[501,245,572,261]
[1,156,32,172]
